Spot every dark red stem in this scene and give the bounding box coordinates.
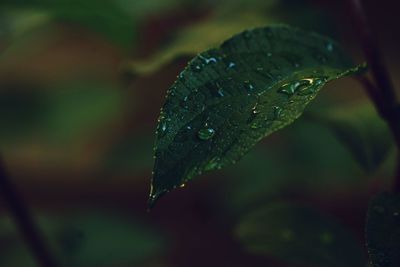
[349,0,400,192]
[0,158,58,267]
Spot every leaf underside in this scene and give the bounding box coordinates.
[366,193,400,267]
[150,25,362,207]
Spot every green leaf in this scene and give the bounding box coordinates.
[235,202,365,267]
[150,26,358,204]
[149,25,363,206]
[0,212,165,267]
[1,0,136,47]
[366,193,400,267]
[126,14,274,75]
[309,102,394,173]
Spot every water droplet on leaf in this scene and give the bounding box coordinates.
[243,80,255,91]
[192,64,202,72]
[227,62,236,69]
[273,106,283,119]
[198,127,215,140]
[159,121,168,136]
[200,55,218,64]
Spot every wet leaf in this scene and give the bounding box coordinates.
[309,102,394,173]
[235,202,365,267]
[150,25,363,206]
[366,193,400,267]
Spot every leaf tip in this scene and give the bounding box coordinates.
[147,185,166,211]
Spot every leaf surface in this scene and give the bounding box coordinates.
[150,25,362,206]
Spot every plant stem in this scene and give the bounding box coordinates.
[0,158,58,267]
[349,0,400,191]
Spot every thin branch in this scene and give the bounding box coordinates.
[349,0,398,108]
[349,0,400,191]
[0,158,58,267]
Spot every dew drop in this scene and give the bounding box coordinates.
[191,64,202,72]
[243,80,255,90]
[278,82,297,96]
[250,122,260,129]
[267,52,272,57]
[159,121,168,136]
[200,55,218,64]
[247,106,259,124]
[273,106,283,119]
[227,62,236,69]
[197,127,215,140]
[296,78,323,96]
[217,88,225,97]
[179,183,186,188]
[205,157,221,170]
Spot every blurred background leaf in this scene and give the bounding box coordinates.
[235,202,366,267]
[221,118,365,213]
[309,101,394,173]
[0,211,166,267]
[0,81,124,144]
[125,0,337,76]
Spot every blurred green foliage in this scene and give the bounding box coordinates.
[126,0,337,75]
[0,211,165,267]
[236,202,366,267]
[0,81,123,144]
[0,0,191,47]
[310,102,394,173]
